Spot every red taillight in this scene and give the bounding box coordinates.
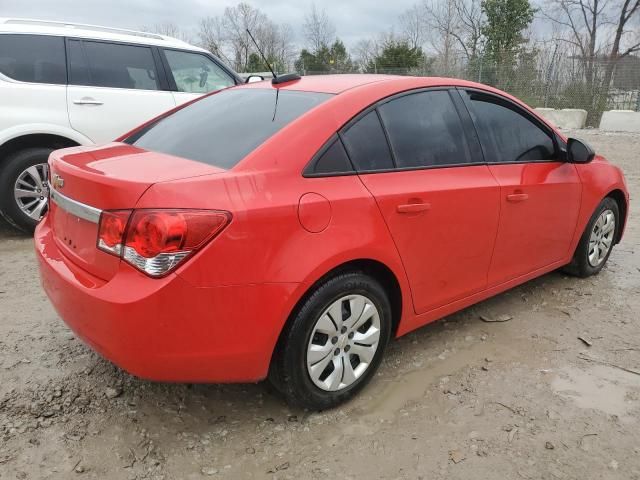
[97,210,131,255]
[97,209,230,277]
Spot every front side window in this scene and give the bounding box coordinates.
[341,110,394,171]
[80,41,160,90]
[128,89,332,169]
[465,92,555,163]
[0,34,66,84]
[164,50,235,93]
[378,90,470,168]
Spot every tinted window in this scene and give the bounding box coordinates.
[82,41,159,90]
[0,34,66,84]
[341,110,394,171]
[379,90,470,168]
[129,89,331,168]
[67,40,89,86]
[308,137,353,175]
[164,50,234,93]
[466,92,555,163]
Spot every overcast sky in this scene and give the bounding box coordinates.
[1,0,418,48]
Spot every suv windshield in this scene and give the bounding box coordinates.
[127,88,332,169]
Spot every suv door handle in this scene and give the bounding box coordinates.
[506,193,529,202]
[397,202,431,213]
[73,98,104,105]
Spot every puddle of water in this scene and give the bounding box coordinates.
[552,365,639,421]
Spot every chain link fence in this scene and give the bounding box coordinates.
[300,54,640,127]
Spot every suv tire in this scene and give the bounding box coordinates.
[0,147,52,234]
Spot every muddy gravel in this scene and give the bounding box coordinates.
[1,130,639,479]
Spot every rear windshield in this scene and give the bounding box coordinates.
[127,88,332,169]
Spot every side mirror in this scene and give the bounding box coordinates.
[245,75,265,84]
[567,137,595,164]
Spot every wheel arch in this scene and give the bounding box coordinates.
[605,189,627,244]
[0,133,83,166]
[270,257,405,368]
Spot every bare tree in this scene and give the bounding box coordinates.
[303,4,336,52]
[141,22,192,43]
[399,4,428,49]
[222,2,268,71]
[353,39,380,70]
[423,0,461,74]
[545,0,640,117]
[198,17,226,59]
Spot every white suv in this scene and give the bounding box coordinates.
[0,18,246,232]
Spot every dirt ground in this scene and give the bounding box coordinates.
[0,129,639,480]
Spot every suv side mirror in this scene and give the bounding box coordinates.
[245,75,265,83]
[567,137,595,164]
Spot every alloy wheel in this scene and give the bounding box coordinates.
[14,163,49,221]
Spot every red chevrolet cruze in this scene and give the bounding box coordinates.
[35,75,628,409]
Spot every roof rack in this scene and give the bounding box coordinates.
[1,18,167,41]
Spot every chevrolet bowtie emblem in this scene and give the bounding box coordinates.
[53,174,65,189]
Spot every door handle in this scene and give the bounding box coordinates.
[397,202,431,213]
[506,193,529,202]
[73,98,104,105]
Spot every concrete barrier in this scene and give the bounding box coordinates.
[600,110,640,133]
[534,108,588,129]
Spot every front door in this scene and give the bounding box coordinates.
[460,89,582,285]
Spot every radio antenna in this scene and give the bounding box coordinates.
[246,29,301,85]
[246,29,276,79]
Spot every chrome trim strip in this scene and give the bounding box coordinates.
[49,184,102,224]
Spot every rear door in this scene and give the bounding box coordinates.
[160,49,236,107]
[66,39,176,143]
[460,89,581,286]
[346,89,501,314]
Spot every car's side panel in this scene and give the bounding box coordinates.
[359,166,501,313]
[0,79,70,144]
[572,157,629,244]
[487,162,582,285]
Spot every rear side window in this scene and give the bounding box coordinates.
[0,34,66,84]
[79,41,160,90]
[341,110,394,171]
[378,90,470,168]
[306,137,354,175]
[128,89,332,169]
[465,92,555,163]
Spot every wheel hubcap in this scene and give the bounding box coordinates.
[588,209,615,267]
[306,294,381,392]
[14,163,49,221]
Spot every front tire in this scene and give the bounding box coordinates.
[0,148,52,234]
[269,271,392,410]
[564,197,619,278]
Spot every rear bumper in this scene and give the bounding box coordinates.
[35,216,298,383]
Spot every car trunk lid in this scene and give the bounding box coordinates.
[48,143,224,280]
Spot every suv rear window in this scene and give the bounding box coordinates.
[128,89,332,169]
[0,34,66,84]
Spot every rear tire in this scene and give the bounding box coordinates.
[269,271,392,410]
[563,197,619,278]
[0,148,53,234]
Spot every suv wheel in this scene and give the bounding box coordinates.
[0,148,52,234]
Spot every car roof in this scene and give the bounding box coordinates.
[240,74,489,95]
[0,17,207,53]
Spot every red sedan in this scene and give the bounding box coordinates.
[35,75,629,409]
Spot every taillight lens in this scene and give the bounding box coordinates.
[97,209,230,277]
[97,210,130,256]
